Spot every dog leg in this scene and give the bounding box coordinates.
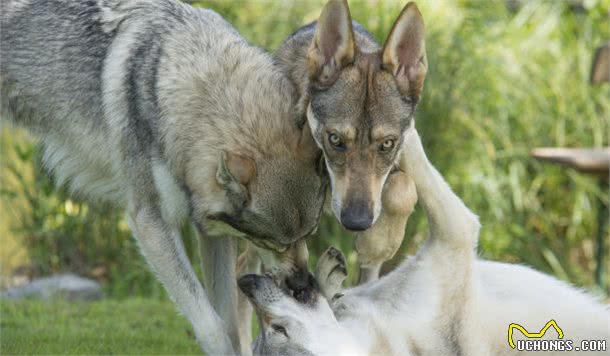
[357,265,381,284]
[199,232,245,355]
[364,126,479,306]
[355,171,417,283]
[236,242,261,353]
[399,127,480,249]
[127,203,234,355]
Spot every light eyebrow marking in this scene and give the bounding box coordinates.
[371,126,397,141]
[327,125,356,141]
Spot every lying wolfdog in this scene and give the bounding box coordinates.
[239,124,610,356]
[276,0,425,282]
[1,0,326,354]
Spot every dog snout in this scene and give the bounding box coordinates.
[340,202,374,231]
[238,274,264,298]
[286,267,317,304]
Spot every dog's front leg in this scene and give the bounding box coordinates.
[199,232,247,355]
[365,127,480,311]
[127,202,234,355]
[354,171,417,283]
[236,243,261,352]
[399,127,480,248]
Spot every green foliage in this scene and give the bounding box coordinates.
[0,131,168,297]
[0,298,201,354]
[1,0,608,296]
[412,0,610,288]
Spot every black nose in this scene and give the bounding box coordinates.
[340,205,373,231]
[286,268,315,292]
[238,274,262,297]
[286,268,317,304]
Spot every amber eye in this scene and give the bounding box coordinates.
[379,139,395,152]
[328,133,345,151]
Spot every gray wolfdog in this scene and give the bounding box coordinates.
[240,125,610,356]
[1,0,326,354]
[276,0,425,282]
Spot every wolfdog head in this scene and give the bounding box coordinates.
[238,273,359,356]
[239,246,365,355]
[286,0,427,231]
[212,141,327,251]
[181,69,327,252]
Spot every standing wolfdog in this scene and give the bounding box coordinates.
[276,0,425,282]
[1,0,326,354]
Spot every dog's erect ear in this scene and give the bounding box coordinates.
[217,151,256,189]
[307,0,355,87]
[382,2,427,100]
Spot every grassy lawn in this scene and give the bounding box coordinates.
[0,298,201,355]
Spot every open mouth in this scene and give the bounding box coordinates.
[247,235,289,253]
[207,214,292,253]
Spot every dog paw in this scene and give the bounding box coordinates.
[315,246,348,301]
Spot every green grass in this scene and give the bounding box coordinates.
[0,298,201,355]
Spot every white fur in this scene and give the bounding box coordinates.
[41,134,124,203]
[152,161,188,227]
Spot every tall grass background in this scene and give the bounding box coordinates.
[1,0,608,297]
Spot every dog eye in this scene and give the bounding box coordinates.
[379,139,395,152]
[328,133,340,145]
[328,133,346,151]
[271,324,288,337]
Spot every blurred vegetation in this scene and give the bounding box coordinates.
[0,128,168,297]
[1,0,608,297]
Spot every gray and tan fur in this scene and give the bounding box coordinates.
[1,0,326,354]
[276,0,424,282]
[240,124,610,356]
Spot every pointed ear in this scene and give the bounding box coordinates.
[216,151,256,187]
[382,2,427,100]
[307,0,355,87]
